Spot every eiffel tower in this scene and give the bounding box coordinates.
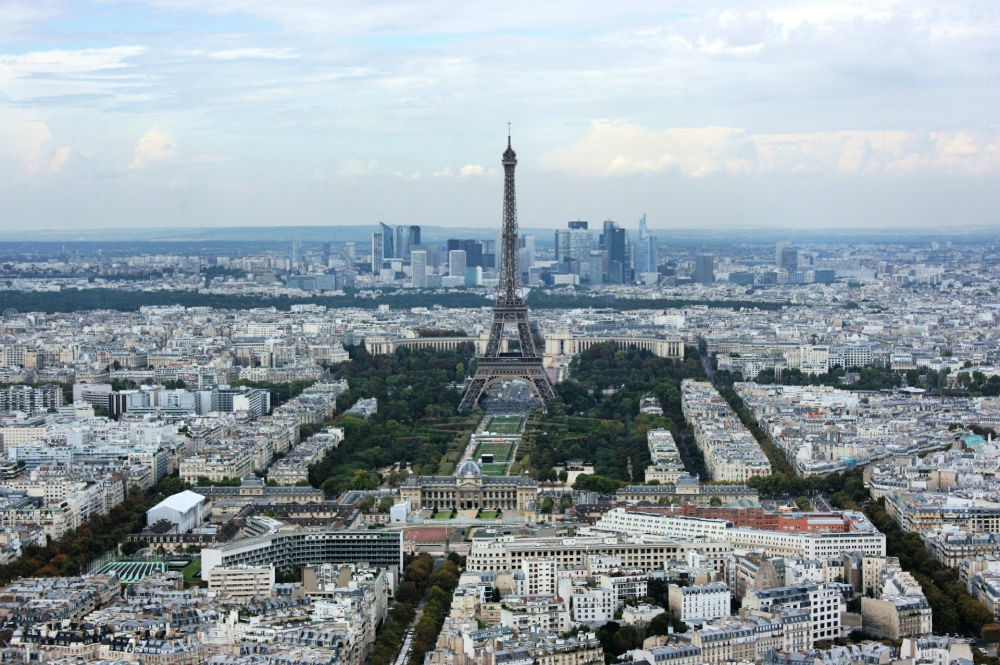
[459,133,555,412]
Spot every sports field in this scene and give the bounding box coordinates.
[98,560,166,583]
[472,440,515,475]
[486,416,524,434]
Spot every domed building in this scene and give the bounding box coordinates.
[400,459,537,512]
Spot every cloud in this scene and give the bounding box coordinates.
[0,46,148,103]
[337,158,379,176]
[539,120,1000,177]
[49,146,73,172]
[208,48,298,60]
[0,110,52,172]
[130,128,177,169]
[459,164,484,177]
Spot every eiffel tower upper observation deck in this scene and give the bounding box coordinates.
[458,134,555,412]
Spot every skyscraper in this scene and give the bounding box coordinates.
[555,221,593,264]
[371,233,384,274]
[447,239,484,268]
[291,240,302,268]
[634,213,658,277]
[411,250,427,288]
[694,254,715,284]
[779,246,799,273]
[775,240,788,268]
[449,249,467,277]
[519,234,535,270]
[600,220,630,283]
[396,224,421,261]
[379,222,395,259]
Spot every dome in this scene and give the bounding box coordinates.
[456,459,483,478]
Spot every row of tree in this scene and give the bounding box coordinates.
[0,474,189,583]
[864,499,1000,641]
[307,345,478,494]
[523,344,707,483]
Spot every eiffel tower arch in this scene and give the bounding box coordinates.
[459,134,555,412]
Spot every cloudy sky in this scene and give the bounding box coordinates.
[1,1,997,232]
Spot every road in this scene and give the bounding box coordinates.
[699,350,715,381]
[812,494,833,512]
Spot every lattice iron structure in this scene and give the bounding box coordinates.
[458,135,555,412]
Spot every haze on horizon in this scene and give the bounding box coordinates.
[1,1,997,233]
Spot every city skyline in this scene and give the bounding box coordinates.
[1,1,998,231]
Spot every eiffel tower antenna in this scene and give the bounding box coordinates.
[459,133,555,412]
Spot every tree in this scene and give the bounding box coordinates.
[349,470,381,491]
[709,496,722,507]
[358,495,376,513]
[378,496,394,513]
[647,611,673,636]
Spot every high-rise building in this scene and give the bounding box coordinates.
[449,249,467,277]
[780,246,799,273]
[291,240,302,268]
[555,221,594,263]
[520,235,535,270]
[694,254,715,284]
[379,222,395,259]
[634,213,658,277]
[599,220,630,283]
[344,242,355,260]
[395,225,421,261]
[447,239,484,268]
[775,240,789,268]
[411,250,427,288]
[371,233,384,274]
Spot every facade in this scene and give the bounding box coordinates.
[743,583,847,645]
[371,232,385,274]
[668,582,731,623]
[400,460,537,511]
[695,254,715,284]
[201,529,403,574]
[449,250,467,277]
[206,565,275,599]
[616,479,757,505]
[467,532,732,575]
[411,250,427,288]
[595,507,885,558]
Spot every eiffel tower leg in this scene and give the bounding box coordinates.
[515,317,537,358]
[458,376,488,412]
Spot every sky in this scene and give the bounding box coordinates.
[0,1,998,233]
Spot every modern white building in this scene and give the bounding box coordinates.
[448,250,467,277]
[145,490,206,533]
[206,565,275,599]
[411,250,427,288]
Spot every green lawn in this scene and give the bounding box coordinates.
[433,509,454,519]
[487,416,524,434]
[181,559,202,585]
[473,441,515,462]
[480,463,509,476]
[479,510,499,520]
